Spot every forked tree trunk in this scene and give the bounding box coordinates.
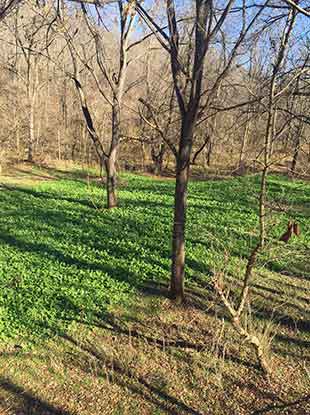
[151,144,165,175]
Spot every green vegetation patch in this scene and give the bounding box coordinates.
[0,169,309,343]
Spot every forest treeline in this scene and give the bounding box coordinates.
[0,0,309,177]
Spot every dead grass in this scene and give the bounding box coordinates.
[0,275,309,415]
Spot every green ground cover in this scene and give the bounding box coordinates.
[0,165,309,414]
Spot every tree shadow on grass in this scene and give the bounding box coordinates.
[5,184,99,209]
[0,184,173,341]
[274,333,310,349]
[142,277,310,364]
[61,333,203,415]
[0,230,139,285]
[256,307,310,332]
[46,280,260,375]
[266,277,310,294]
[214,277,310,334]
[16,164,100,183]
[0,174,309,344]
[251,393,310,414]
[265,259,310,282]
[0,377,72,415]
[84,281,261,372]
[232,376,310,414]
[14,167,58,181]
[251,282,310,303]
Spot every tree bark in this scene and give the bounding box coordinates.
[105,99,121,208]
[239,110,250,173]
[291,136,300,174]
[151,143,165,175]
[205,138,212,167]
[27,93,35,162]
[105,150,117,209]
[170,121,193,303]
[291,123,304,175]
[171,166,189,303]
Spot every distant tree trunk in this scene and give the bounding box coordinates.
[141,141,146,171]
[26,57,39,163]
[104,149,118,209]
[66,0,133,209]
[204,138,212,167]
[58,130,62,161]
[151,143,165,175]
[239,111,251,174]
[71,76,120,208]
[83,125,88,163]
[155,157,164,176]
[27,93,35,162]
[291,117,305,175]
[16,124,20,155]
[291,135,300,174]
[71,139,77,161]
[203,119,215,169]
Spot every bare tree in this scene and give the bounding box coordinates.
[259,7,297,245]
[2,2,53,161]
[135,0,270,302]
[214,6,299,378]
[62,1,141,208]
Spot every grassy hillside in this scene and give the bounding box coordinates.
[0,164,309,414]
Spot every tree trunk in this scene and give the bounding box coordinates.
[105,100,121,209]
[141,141,146,172]
[153,161,160,176]
[204,139,212,167]
[105,149,117,209]
[170,122,193,303]
[58,130,61,161]
[171,164,189,303]
[71,139,77,161]
[16,123,20,156]
[239,111,251,174]
[291,125,303,175]
[27,97,35,162]
[151,145,164,176]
